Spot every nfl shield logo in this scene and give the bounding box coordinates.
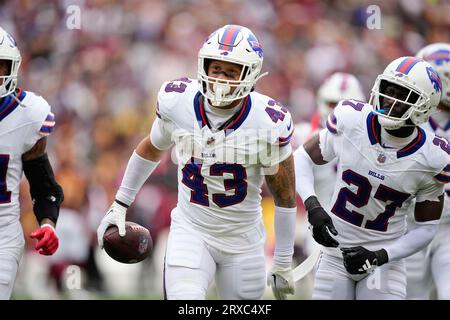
[207,137,215,145]
[377,153,386,163]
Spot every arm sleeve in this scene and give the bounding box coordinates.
[384,221,439,262]
[273,206,297,269]
[293,145,317,202]
[115,151,160,206]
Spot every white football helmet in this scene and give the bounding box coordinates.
[0,27,21,98]
[198,25,267,107]
[369,56,442,130]
[416,42,450,108]
[317,72,365,124]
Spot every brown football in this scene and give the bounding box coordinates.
[103,221,153,264]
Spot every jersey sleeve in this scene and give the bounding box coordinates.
[155,78,193,122]
[39,111,55,137]
[23,93,55,152]
[150,80,187,150]
[149,116,174,150]
[318,104,346,162]
[259,101,294,167]
[318,99,368,162]
[417,141,450,202]
[416,176,445,203]
[34,96,54,138]
[434,163,450,185]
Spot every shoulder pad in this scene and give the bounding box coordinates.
[325,99,371,135]
[256,95,294,146]
[157,77,197,120]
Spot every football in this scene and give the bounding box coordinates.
[103,221,153,264]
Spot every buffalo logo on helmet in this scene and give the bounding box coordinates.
[247,34,263,58]
[426,66,442,93]
[423,49,450,66]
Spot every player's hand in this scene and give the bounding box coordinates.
[307,205,339,247]
[97,200,127,248]
[30,224,59,256]
[341,246,388,274]
[267,266,295,300]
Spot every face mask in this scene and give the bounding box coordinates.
[211,82,231,107]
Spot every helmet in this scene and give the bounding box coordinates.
[317,72,365,123]
[198,25,266,107]
[416,42,450,108]
[369,56,442,130]
[0,27,21,98]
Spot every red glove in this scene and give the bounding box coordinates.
[30,224,59,255]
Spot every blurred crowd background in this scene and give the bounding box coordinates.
[1,0,449,299]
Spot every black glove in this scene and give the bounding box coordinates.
[305,196,339,247]
[341,246,388,274]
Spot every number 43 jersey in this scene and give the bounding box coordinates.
[0,89,55,225]
[153,78,293,253]
[319,99,449,255]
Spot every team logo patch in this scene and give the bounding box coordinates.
[247,34,263,58]
[426,66,442,93]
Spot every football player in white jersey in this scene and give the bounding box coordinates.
[293,72,366,209]
[405,43,450,300]
[0,27,63,299]
[294,56,447,299]
[292,73,365,295]
[97,25,297,300]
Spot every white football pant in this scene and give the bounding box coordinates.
[312,252,406,300]
[406,222,450,300]
[163,223,266,300]
[0,221,24,299]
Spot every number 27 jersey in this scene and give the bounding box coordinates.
[319,99,449,254]
[153,78,293,253]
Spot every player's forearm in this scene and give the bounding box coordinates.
[265,155,297,268]
[273,206,297,268]
[265,155,297,208]
[293,145,317,202]
[383,221,439,262]
[115,138,162,206]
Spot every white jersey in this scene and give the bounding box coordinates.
[318,99,448,256]
[0,89,55,226]
[154,78,293,253]
[293,113,337,210]
[421,116,450,223]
